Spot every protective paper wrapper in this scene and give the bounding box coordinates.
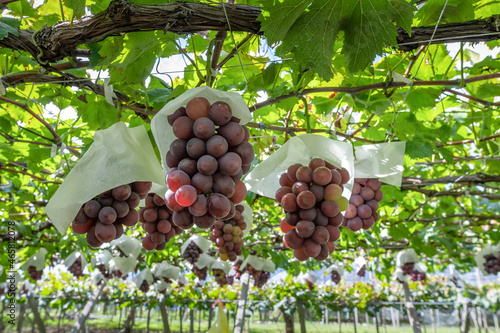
[178,274,189,285]
[92,271,105,284]
[475,244,500,275]
[194,253,216,270]
[154,280,172,293]
[110,256,137,276]
[211,260,231,274]
[133,268,154,288]
[240,202,253,238]
[151,86,253,171]
[304,272,318,285]
[395,248,420,269]
[91,250,113,270]
[21,248,47,271]
[111,235,142,259]
[181,235,212,255]
[262,259,276,273]
[354,142,406,187]
[414,263,427,273]
[152,261,181,281]
[64,250,88,269]
[393,268,407,282]
[351,256,367,274]
[245,134,355,199]
[45,122,166,234]
[326,264,344,277]
[240,255,265,271]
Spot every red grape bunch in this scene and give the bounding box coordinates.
[233,259,246,279]
[183,241,203,264]
[27,266,42,281]
[212,269,231,287]
[247,265,270,288]
[277,158,349,261]
[410,270,427,282]
[71,181,152,247]
[68,257,84,278]
[96,264,112,279]
[357,264,366,277]
[139,280,149,292]
[209,204,247,261]
[305,278,315,291]
[111,269,128,279]
[164,97,254,231]
[402,262,415,275]
[331,270,341,284]
[483,254,500,275]
[343,178,383,231]
[193,265,208,281]
[139,192,182,251]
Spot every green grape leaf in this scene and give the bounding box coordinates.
[388,0,415,34]
[0,18,20,40]
[64,0,85,23]
[415,0,475,25]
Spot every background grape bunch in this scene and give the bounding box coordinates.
[192,265,208,280]
[209,204,246,261]
[330,270,341,284]
[212,268,231,287]
[139,192,181,251]
[183,241,203,264]
[305,278,315,291]
[344,178,383,231]
[246,265,270,288]
[402,262,415,275]
[233,259,246,279]
[164,98,254,232]
[27,266,43,281]
[357,264,366,277]
[483,254,500,275]
[276,158,349,261]
[68,257,84,278]
[71,181,152,248]
[96,264,112,279]
[139,280,149,292]
[410,270,427,282]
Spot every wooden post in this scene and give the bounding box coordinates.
[353,308,357,333]
[27,294,46,333]
[325,307,328,325]
[375,310,380,333]
[180,307,184,333]
[118,307,123,329]
[282,310,294,333]
[430,308,437,333]
[208,305,213,329]
[461,303,471,333]
[402,282,421,333]
[121,307,136,333]
[189,308,194,333]
[234,273,250,333]
[159,302,171,333]
[297,299,307,333]
[71,281,104,333]
[482,309,489,332]
[146,307,152,333]
[338,311,342,333]
[493,312,499,333]
[17,303,25,333]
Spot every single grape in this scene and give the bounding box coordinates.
[167,107,187,126]
[208,101,232,126]
[112,184,131,201]
[84,200,101,218]
[86,226,103,247]
[297,191,316,209]
[325,225,340,242]
[164,189,184,212]
[349,194,364,206]
[360,187,375,201]
[178,158,198,177]
[186,97,210,120]
[193,117,216,140]
[324,184,342,201]
[212,172,236,197]
[292,182,309,195]
[312,167,332,186]
[186,138,206,159]
[172,209,194,229]
[95,222,116,243]
[231,141,255,166]
[166,170,191,192]
[169,139,188,159]
[347,217,363,231]
[281,193,297,212]
[112,200,129,218]
[157,219,172,233]
[207,193,231,218]
[309,158,326,170]
[314,244,329,261]
[311,226,329,244]
[188,195,208,217]
[320,200,340,218]
[206,135,228,158]
[194,214,216,228]
[98,206,117,224]
[217,122,245,146]
[357,204,373,219]
[217,152,242,176]
[287,163,302,183]
[302,239,321,258]
[229,181,247,204]
[295,220,315,238]
[299,208,317,221]
[296,166,313,183]
[197,155,218,175]
[172,116,195,140]
[293,247,308,261]
[284,229,305,249]
[191,172,213,194]
[142,234,156,251]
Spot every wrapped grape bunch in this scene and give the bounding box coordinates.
[164,97,254,231]
[276,158,349,261]
[344,178,383,231]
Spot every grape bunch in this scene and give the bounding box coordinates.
[305,279,315,291]
[71,181,152,247]
[27,266,42,281]
[233,259,246,279]
[483,254,500,275]
[209,204,246,261]
[330,270,341,284]
[277,158,349,261]
[343,178,383,231]
[183,241,203,264]
[402,262,415,275]
[357,264,366,277]
[247,265,270,288]
[193,265,208,280]
[410,270,427,282]
[212,269,231,287]
[164,98,254,232]
[111,269,128,280]
[96,264,112,279]
[68,257,84,278]
[139,280,149,292]
[139,192,181,251]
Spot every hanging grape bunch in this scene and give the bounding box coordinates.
[331,270,341,284]
[71,181,152,247]
[344,178,383,231]
[357,264,366,277]
[68,257,84,278]
[139,280,149,292]
[164,98,254,232]
[402,262,415,275]
[233,259,246,279]
[183,241,203,264]
[305,278,315,291]
[193,265,208,281]
[248,265,270,288]
[277,158,349,261]
[27,266,43,281]
[212,269,231,287]
[483,254,500,275]
[139,192,182,251]
[410,270,427,282]
[96,264,112,279]
[111,269,128,280]
[209,204,247,261]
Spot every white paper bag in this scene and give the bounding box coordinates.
[245,134,355,199]
[351,256,367,274]
[45,122,166,234]
[110,256,137,276]
[395,248,420,269]
[354,142,406,187]
[194,253,216,270]
[21,248,47,271]
[111,235,142,258]
[475,244,500,275]
[211,260,231,274]
[64,250,88,268]
[152,261,181,281]
[91,250,113,270]
[181,235,212,254]
[326,264,344,277]
[304,272,318,285]
[151,86,253,171]
[133,268,154,288]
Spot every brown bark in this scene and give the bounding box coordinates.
[1,0,500,63]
